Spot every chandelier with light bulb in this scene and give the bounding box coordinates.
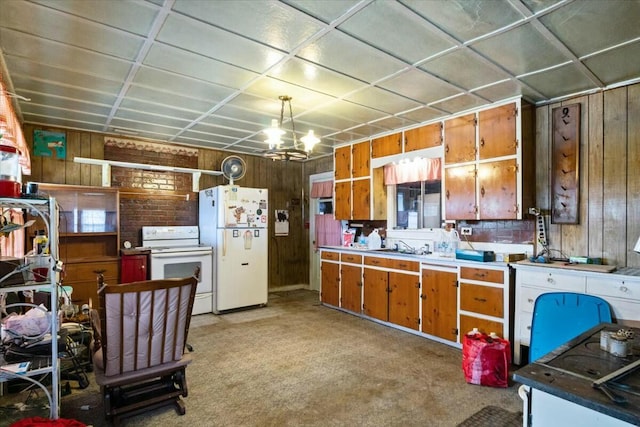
[262,95,320,161]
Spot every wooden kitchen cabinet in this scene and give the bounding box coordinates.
[35,183,120,305]
[363,267,388,321]
[404,122,442,152]
[341,263,362,313]
[321,257,340,306]
[421,266,458,341]
[458,265,510,350]
[371,132,402,158]
[444,113,476,164]
[351,178,370,220]
[334,181,351,220]
[351,141,370,178]
[388,271,420,330]
[444,164,477,220]
[334,146,351,180]
[443,99,534,220]
[478,103,517,159]
[120,250,148,283]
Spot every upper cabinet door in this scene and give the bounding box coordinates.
[404,122,442,152]
[371,133,402,158]
[334,146,351,180]
[444,164,477,220]
[477,159,518,219]
[444,114,476,164]
[478,103,517,160]
[351,141,370,178]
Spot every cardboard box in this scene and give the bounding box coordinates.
[495,253,526,263]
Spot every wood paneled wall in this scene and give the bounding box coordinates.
[536,83,640,267]
[24,124,308,289]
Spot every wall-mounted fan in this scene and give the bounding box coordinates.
[220,155,246,185]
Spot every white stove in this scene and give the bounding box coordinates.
[141,226,213,315]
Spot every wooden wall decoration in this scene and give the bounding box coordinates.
[551,103,580,224]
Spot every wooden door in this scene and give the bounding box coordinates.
[341,264,362,313]
[334,181,351,220]
[421,268,458,341]
[371,133,402,158]
[404,122,442,152]
[478,103,517,160]
[363,268,388,321]
[334,146,351,180]
[321,261,340,306]
[477,158,517,219]
[351,179,370,220]
[388,271,420,330]
[351,141,370,178]
[444,165,476,220]
[444,113,476,164]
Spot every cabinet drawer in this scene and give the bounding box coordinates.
[460,314,504,339]
[64,260,119,282]
[341,253,362,264]
[519,286,550,313]
[460,283,504,318]
[518,313,533,346]
[322,251,340,261]
[364,256,393,268]
[600,296,640,322]
[390,259,419,272]
[517,269,585,292]
[460,266,504,284]
[586,277,640,301]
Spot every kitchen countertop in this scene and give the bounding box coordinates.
[513,323,640,425]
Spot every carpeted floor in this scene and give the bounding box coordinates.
[6,289,524,426]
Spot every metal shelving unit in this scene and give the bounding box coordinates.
[0,196,60,419]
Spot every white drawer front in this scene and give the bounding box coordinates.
[600,296,640,322]
[586,277,640,301]
[518,311,533,345]
[518,270,586,291]
[519,286,550,312]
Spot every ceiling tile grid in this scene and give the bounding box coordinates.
[0,0,638,159]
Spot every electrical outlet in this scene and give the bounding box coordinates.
[461,227,472,236]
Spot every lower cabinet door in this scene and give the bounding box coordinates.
[363,268,388,321]
[388,271,420,330]
[321,261,340,306]
[341,264,362,313]
[421,268,458,341]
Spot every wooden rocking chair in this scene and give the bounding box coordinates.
[90,276,198,424]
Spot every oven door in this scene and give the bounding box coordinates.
[149,249,213,295]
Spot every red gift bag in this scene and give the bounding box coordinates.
[462,330,511,388]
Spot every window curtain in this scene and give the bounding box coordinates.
[0,77,31,175]
[315,214,342,248]
[383,158,441,185]
[310,180,333,198]
[1,210,25,258]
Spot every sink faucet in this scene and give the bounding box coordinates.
[396,240,415,253]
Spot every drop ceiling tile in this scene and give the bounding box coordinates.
[401,0,523,43]
[114,109,193,129]
[23,94,111,117]
[310,101,387,126]
[1,1,144,60]
[180,129,244,144]
[5,57,125,96]
[297,30,407,83]
[188,123,255,140]
[473,80,544,104]
[429,94,490,114]
[173,0,325,52]
[143,44,259,89]
[281,0,362,24]
[369,116,422,132]
[242,78,337,112]
[22,114,106,132]
[172,135,229,149]
[376,68,460,104]
[22,106,107,125]
[30,0,160,36]
[0,29,132,81]
[396,107,446,124]
[584,42,640,86]
[337,1,455,64]
[157,13,284,74]
[521,0,564,14]
[267,58,368,98]
[10,75,118,106]
[199,115,265,134]
[519,64,604,99]
[133,67,236,103]
[539,0,640,57]
[214,103,274,126]
[116,99,202,122]
[419,49,510,91]
[345,86,423,115]
[122,87,215,116]
[471,22,571,76]
[108,118,180,138]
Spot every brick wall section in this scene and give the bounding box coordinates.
[105,145,198,247]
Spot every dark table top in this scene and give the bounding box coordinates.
[513,323,640,425]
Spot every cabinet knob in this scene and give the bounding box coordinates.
[620,286,628,293]
[474,297,487,303]
[527,298,534,303]
[527,326,531,330]
[547,277,554,284]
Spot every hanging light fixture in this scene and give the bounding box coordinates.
[262,95,320,161]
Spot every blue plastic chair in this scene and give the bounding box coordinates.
[529,292,612,362]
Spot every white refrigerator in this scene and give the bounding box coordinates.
[199,185,269,313]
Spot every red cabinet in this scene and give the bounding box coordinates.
[120,250,149,283]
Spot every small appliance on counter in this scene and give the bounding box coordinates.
[0,145,21,198]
